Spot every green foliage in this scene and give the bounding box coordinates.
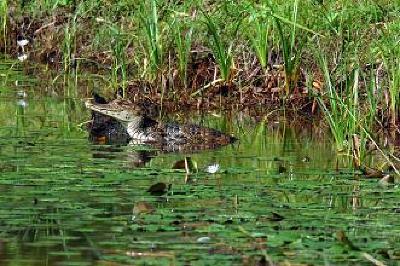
[28,0,75,9]
[371,15,400,125]
[0,85,398,265]
[3,0,400,143]
[387,58,400,125]
[171,19,192,88]
[62,24,74,74]
[0,0,6,49]
[364,67,382,129]
[247,6,270,71]
[203,13,234,82]
[271,0,304,96]
[109,26,128,93]
[315,51,360,151]
[140,0,162,80]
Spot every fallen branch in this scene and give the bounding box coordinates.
[34,21,56,35]
[362,253,386,266]
[190,78,224,97]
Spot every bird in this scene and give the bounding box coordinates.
[205,163,220,174]
[17,52,28,62]
[92,91,108,104]
[17,35,29,48]
[147,182,171,196]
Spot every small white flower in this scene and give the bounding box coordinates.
[205,163,220,174]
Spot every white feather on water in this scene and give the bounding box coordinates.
[205,163,220,174]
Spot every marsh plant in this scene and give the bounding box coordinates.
[271,0,303,96]
[62,24,74,74]
[203,13,234,82]
[363,67,382,129]
[110,28,128,93]
[140,0,163,81]
[247,10,270,71]
[0,0,7,50]
[3,0,400,136]
[315,51,362,151]
[62,3,84,76]
[386,57,400,126]
[172,20,192,89]
[374,20,400,126]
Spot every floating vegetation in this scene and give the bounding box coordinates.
[0,77,399,265]
[1,1,400,265]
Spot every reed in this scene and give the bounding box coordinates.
[375,17,400,126]
[315,51,362,151]
[110,26,128,94]
[363,66,381,129]
[203,13,233,82]
[386,57,400,126]
[62,24,73,75]
[3,0,400,121]
[247,7,269,71]
[271,0,304,96]
[172,20,192,89]
[140,0,162,80]
[0,0,6,51]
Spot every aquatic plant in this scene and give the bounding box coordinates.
[271,0,304,96]
[371,17,400,126]
[363,65,382,129]
[62,24,73,75]
[314,51,361,151]
[140,0,162,80]
[171,18,192,89]
[247,7,270,71]
[61,4,86,94]
[0,0,6,50]
[203,13,234,82]
[3,0,400,134]
[385,57,400,126]
[109,26,128,94]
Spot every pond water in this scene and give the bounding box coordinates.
[0,61,399,265]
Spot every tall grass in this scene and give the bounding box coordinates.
[386,57,400,126]
[0,0,6,51]
[247,8,269,71]
[315,51,361,151]
[171,17,192,89]
[271,0,303,96]
[140,0,162,80]
[62,22,76,96]
[110,27,128,94]
[27,0,75,10]
[4,0,400,121]
[203,13,234,82]
[62,24,74,76]
[364,66,382,129]
[375,18,400,126]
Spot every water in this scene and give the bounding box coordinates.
[0,62,399,265]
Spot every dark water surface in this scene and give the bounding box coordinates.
[1,62,399,265]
